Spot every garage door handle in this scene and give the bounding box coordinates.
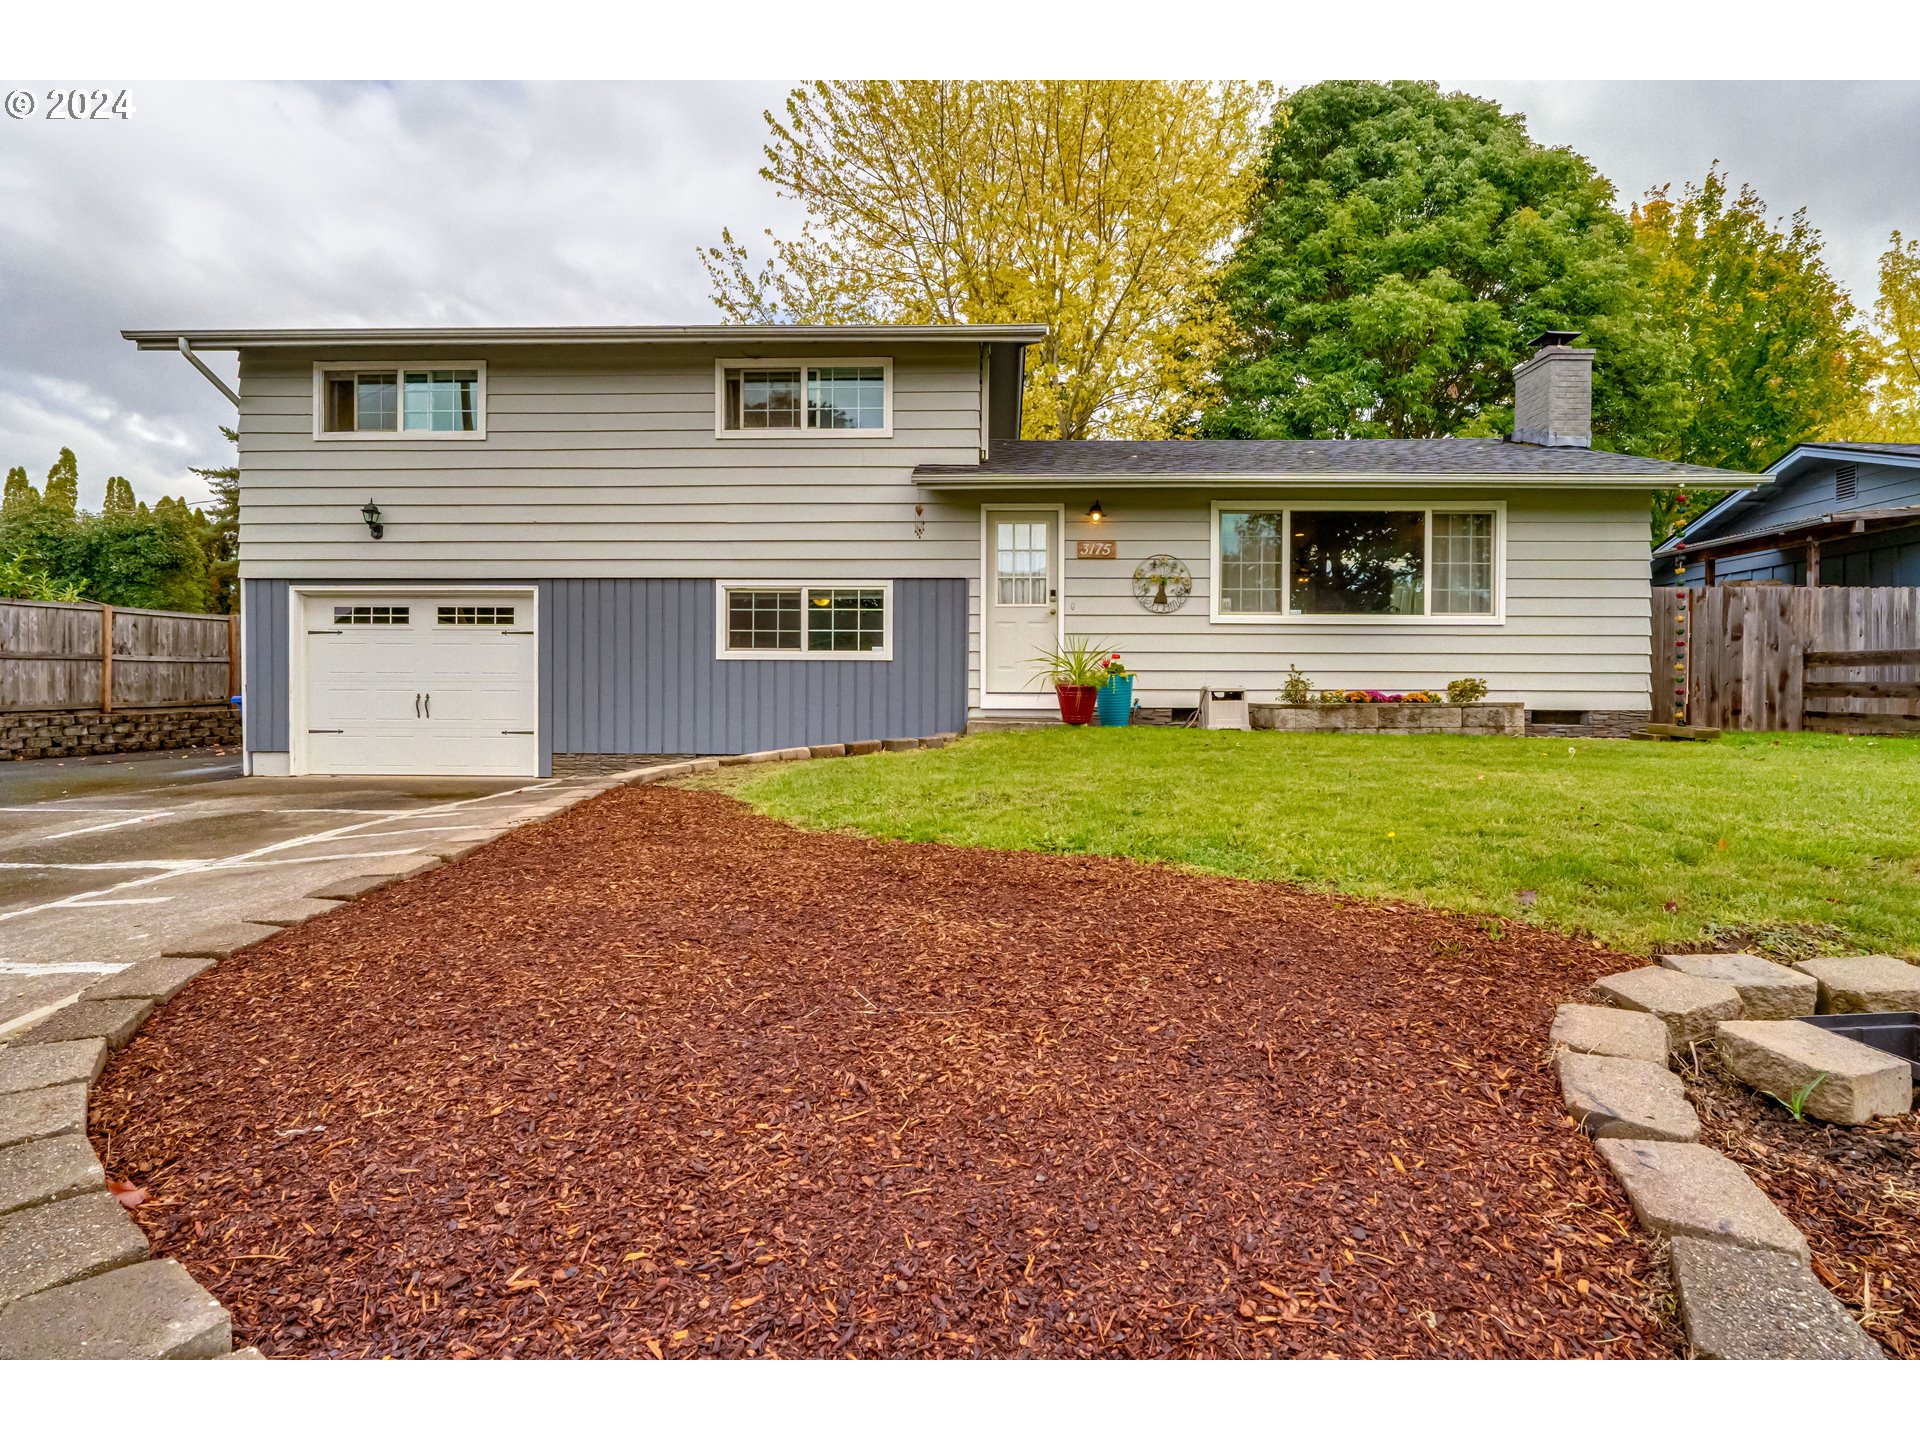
[502,629,534,635]
[308,728,343,734]
[308,630,341,636]
[424,693,431,718]
[501,729,533,735]
[414,693,421,718]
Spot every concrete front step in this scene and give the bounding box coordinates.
[1659,952,1817,1019]
[1592,967,1743,1050]
[1792,954,1920,1014]
[1715,1019,1913,1124]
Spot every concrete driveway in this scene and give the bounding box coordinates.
[0,751,619,1038]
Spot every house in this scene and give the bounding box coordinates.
[1653,441,1920,588]
[125,324,1750,777]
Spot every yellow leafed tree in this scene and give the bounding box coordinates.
[1834,231,1920,443]
[702,81,1270,439]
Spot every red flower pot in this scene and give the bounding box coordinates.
[1055,683,1098,726]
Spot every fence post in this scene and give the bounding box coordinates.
[98,604,114,714]
[227,611,240,700]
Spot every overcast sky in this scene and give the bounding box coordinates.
[3,79,1917,508]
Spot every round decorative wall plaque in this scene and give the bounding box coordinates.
[1133,554,1192,613]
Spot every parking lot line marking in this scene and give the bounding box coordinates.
[222,849,422,867]
[0,959,132,975]
[45,811,172,840]
[0,859,206,871]
[54,896,176,908]
[0,780,556,924]
[0,806,151,814]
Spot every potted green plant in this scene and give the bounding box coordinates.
[1033,635,1112,725]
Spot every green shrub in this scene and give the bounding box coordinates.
[1280,664,1315,705]
[1446,677,1490,705]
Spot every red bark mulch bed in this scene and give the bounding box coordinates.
[90,786,1675,1359]
[1687,1060,1920,1358]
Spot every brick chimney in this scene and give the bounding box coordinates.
[1511,330,1593,448]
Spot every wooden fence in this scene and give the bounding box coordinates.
[0,599,238,713]
[1653,584,1920,733]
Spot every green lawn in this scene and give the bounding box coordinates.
[704,728,1920,957]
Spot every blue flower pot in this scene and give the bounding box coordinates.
[1096,675,1133,727]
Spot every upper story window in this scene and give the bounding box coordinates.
[314,362,486,439]
[1213,503,1503,624]
[716,359,892,437]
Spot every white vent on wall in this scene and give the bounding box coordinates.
[1836,463,1858,502]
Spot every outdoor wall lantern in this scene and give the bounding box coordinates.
[360,499,384,539]
[1088,500,1106,523]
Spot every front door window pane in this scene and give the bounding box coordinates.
[995,521,1049,605]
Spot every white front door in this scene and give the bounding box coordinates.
[984,509,1059,697]
[300,593,537,776]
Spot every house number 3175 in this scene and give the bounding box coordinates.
[1076,540,1117,559]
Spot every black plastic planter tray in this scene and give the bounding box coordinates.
[1800,1012,1920,1083]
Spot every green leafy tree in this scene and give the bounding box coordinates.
[704,80,1270,439]
[2,466,35,514]
[102,475,136,515]
[1633,167,1871,472]
[0,551,86,602]
[1833,230,1920,442]
[1201,81,1687,452]
[189,426,240,614]
[43,448,79,516]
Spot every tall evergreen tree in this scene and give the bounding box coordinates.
[2,466,34,514]
[102,475,136,515]
[43,448,79,515]
[1201,81,1687,453]
[189,426,240,614]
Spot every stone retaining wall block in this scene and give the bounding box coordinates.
[0,1259,232,1360]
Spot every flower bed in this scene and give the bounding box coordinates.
[1250,701,1524,736]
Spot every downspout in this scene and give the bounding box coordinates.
[177,336,241,407]
[174,338,248,771]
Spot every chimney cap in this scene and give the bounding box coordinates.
[1531,329,1583,350]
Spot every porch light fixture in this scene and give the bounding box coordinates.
[360,498,384,539]
[1088,500,1105,523]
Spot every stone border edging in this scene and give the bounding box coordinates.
[0,733,960,1359]
[1552,958,1890,1360]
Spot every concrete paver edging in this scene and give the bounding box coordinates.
[0,734,957,1359]
[1558,950,1899,1359]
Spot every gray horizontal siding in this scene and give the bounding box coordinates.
[541,578,967,758]
[241,578,291,752]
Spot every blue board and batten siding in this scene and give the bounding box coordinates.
[241,578,292,753]
[241,576,967,771]
[539,578,967,759]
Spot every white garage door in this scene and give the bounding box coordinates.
[301,593,537,776]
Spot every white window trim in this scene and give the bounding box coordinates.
[714,579,896,661]
[284,584,537,778]
[1207,499,1507,626]
[712,357,895,439]
[311,360,489,441]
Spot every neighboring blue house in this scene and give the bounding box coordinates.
[1653,441,1920,587]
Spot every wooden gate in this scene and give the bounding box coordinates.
[1653,585,1920,733]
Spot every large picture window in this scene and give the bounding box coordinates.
[717,582,893,659]
[315,362,485,437]
[717,359,892,436]
[1215,505,1501,622]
